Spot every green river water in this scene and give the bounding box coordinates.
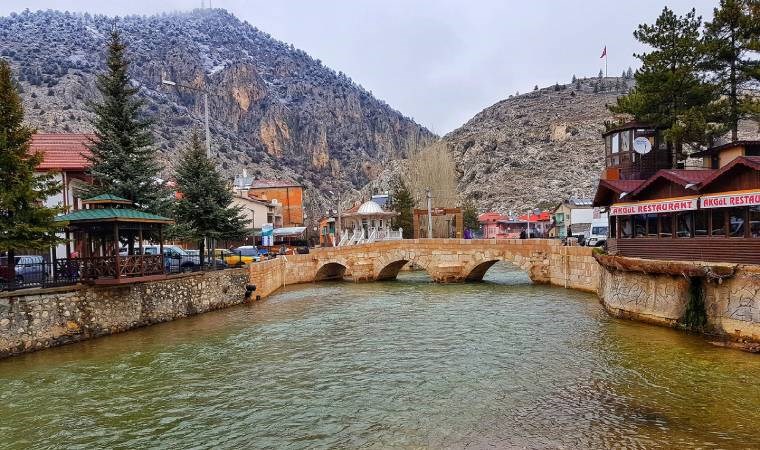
[1,264,759,449]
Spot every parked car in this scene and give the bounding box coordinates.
[120,245,198,272]
[586,219,609,247]
[224,246,260,267]
[0,255,46,286]
[185,249,228,268]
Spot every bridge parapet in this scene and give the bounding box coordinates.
[250,239,599,296]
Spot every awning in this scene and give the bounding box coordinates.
[700,190,760,209]
[609,197,698,216]
[273,226,306,237]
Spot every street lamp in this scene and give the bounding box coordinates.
[160,76,211,158]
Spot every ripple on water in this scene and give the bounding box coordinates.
[0,263,759,449]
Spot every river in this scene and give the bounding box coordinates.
[1,264,759,449]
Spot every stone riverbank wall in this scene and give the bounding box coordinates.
[0,268,249,359]
[597,255,760,344]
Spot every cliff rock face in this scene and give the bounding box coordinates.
[444,79,635,213]
[0,8,435,217]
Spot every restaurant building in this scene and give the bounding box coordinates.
[593,124,760,264]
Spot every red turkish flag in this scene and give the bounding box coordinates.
[600,46,607,58]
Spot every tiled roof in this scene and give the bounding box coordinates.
[83,193,132,204]
[630,169,714,197]
[691,140,760,157]
[699,156,760,189]
[599,179,645,193]
[55,208,173,224]
[30,133,94,171]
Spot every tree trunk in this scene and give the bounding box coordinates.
[730,31,738,142]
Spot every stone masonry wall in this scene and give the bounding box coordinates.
[0,269,249,358]
[598,259,760,343]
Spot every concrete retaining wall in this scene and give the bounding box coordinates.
[0,269,249,358]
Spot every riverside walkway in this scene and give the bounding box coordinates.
[250,239,600,298]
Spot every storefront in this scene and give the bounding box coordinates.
[596,156,760,264]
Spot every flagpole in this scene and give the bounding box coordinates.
[605,52,608,78]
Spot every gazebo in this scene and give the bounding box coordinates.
[55,194,174,284]
[339,200,401,245]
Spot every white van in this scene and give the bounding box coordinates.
[586,218,609,247]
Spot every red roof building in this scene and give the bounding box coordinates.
[29,133,94,211]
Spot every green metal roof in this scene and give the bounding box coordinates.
[55,208,173,224]
[83,193,132,203]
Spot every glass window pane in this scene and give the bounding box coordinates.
[633,215,647,237]
[647,214,658,237]
[620,216,632,238]
[694,210,708,236]
[729,207,746,237]
[711,209,725,236]
[676,211,693,238]
[751,206,760,238]
[659,214,673,238]
[611,133,620,154]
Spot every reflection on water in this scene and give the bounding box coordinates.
[0,263,759,449]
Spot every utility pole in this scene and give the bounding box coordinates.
[426,189,433,239]
[203,92,211,158]
[336,191,342,244]
[161,76,211,158]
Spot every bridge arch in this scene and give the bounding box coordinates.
[375,259,409,281]
[314,262,347,281]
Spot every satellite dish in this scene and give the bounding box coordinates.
[633,137,652,155]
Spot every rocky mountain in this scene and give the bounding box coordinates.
[0,8,435,218]
[444,78,635,213]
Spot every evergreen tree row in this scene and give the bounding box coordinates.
[610,1,760,157]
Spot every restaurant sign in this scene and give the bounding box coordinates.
[609,198,698,216]
[700,191,760,209]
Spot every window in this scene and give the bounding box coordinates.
[646,214,658,237]
[729,207,746,237]
[676,211,693,237]
[751,206,760,237]
[711,209,726,236]
[633,214,647,237]
[659,214,673,238]
[611,133,620,154]
[693,210,708,237]
[621,130,631,153]
[619,216,632,238]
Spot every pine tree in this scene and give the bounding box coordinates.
[0,60,62,274]
[82,30,170,213]
[702,0,760,141]
[534,85,539,91]
[173,132,247,266]
[609,7,719,156]
[571,74,577,83]
[389,176,414,239]
[598,69,604,79]
[626,66,634,78]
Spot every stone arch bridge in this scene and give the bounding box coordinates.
[250,239,599,297]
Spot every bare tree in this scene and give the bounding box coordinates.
[403,140,459,237]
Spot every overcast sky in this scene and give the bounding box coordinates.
[1,0,718,134]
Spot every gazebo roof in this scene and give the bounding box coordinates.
[82,193,133,205]
[55,208,173,224]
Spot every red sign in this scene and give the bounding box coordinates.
[610,198,698,216]
[700,191,760,209]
